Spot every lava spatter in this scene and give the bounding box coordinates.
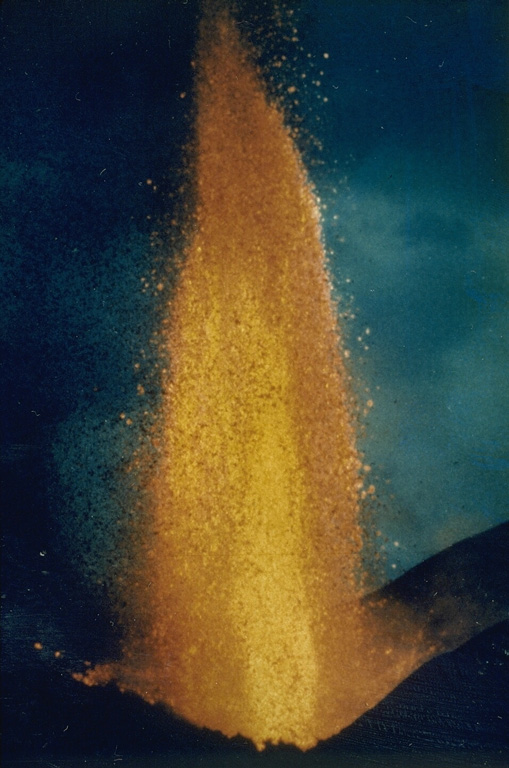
[76,6,425,751]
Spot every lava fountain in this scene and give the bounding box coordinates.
[76,6,428,751]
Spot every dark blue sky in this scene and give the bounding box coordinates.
[306,1,509,573]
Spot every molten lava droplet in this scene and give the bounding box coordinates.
[77,8,424,751]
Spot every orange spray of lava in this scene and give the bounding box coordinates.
[77,7,426,751]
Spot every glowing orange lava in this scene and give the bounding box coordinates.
[77,8,427,750]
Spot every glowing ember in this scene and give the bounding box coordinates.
[76,7,427,751]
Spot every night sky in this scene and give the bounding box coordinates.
[1,0,508,765]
